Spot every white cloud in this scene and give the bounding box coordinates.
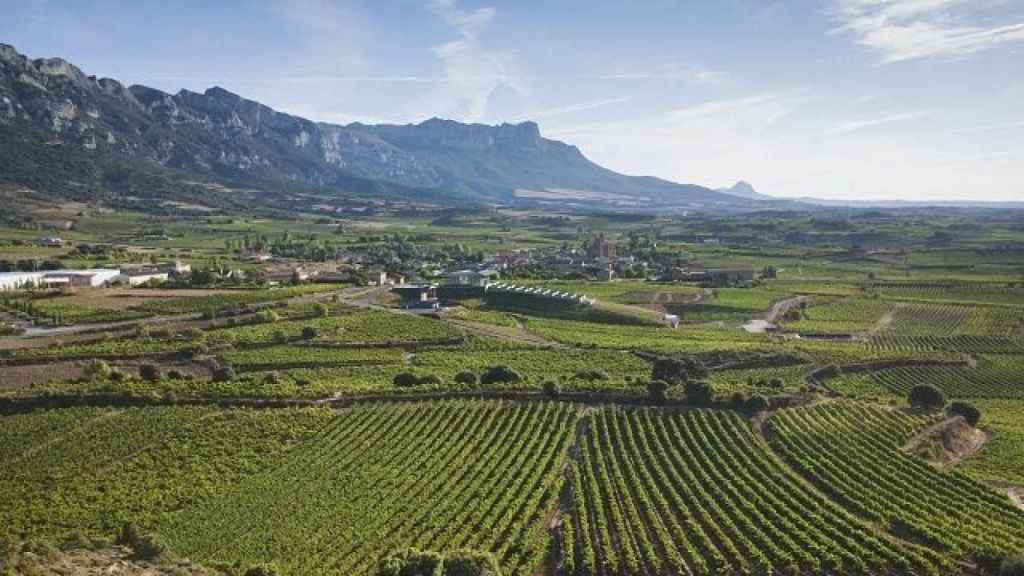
[826,109,935,134]
[832,0,1024,63]
[529,96,632,120]
[418,0,524,122]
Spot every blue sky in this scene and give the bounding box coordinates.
[3,0,1024,201]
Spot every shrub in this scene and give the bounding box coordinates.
[651,357,707,385]
[947,401,982,427]
[166,369,185,380]
[646,380,670,405]
[83,359,112,381]
[542,379,561,398]
[455,371,478,386]
[212,365,236,383]
[443,549,502,576]
[573,369,609,382]
[109,369,126,383]
[263,372,281,385]
[480,365,522,386]
[118,523,166,561]
[301,326,320,340]
[314,303,330,318]
[139,364,161,382]
[730,391,747,409]
[393,372,421,388]
[684,380,714,405]
[377,548,444,576]
[744,394,770,414]
[768,378,785,390]
[1001,554,1024,576]
[908,384,946,411]
[272,329,289,344]
[256,309,280,323]
[188,343,210,358]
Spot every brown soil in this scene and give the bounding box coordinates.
[902,416,988,468]
[54,288,244,311]
[2,544,219,575]
[0,360,212,390]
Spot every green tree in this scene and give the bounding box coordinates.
[947,401,981,427]
[908,384,946,411]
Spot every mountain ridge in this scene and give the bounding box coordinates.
[0,43,744,211]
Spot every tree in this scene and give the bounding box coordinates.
[301,326,320,340]
[212,365,236,383]
[418,373,442,386]
[646,380,670,405]
[651,357,706,385]
[684,380,714,405]
[315,303,330,318]
[744,394,770,414]
[455,371,478,387]
[908,384,946,411]
[1002,555,1024,576]
[480,365,522,386]
[542,380,561,398]
[139,364,161,382]
[947,401,982,427]
[393,372,421,388]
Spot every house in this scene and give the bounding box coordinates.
[392,284,438,309]
[119,270,169,287]
[169,260,191,277]
[446,269,498,288]
[365,268,389,286]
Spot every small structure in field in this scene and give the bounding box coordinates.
[392,284,438,309]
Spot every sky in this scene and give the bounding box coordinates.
[2,0,1024,202]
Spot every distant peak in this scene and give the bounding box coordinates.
[204,86,242,102]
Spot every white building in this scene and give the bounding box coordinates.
[0,269,121,291]
[119,270,169,287]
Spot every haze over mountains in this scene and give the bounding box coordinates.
[0,44,765,212]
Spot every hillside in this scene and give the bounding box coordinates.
[0,43,744,211]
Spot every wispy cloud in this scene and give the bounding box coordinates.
[530,96,631,120]
[832,0,1024,63]
[420,0,523,122]
[827,109,936,134]
[587,61,727,85]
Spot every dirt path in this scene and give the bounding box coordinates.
[743,295,810,333]
[866,304,902,338]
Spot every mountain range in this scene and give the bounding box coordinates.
[0,43,760,213]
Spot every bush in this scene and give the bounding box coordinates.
[480,365,522,386]
[83,359,112,381]
[109,369,126,383]
[908,384,946,411]
[744,394,770,414]
[646,380,670,405]
[651,357,706,385]
[166,369,185,380]
[768,378,785,390]
[542,379,561,398]
[118,523,166,561]
[684,380,714,405]
[377,548,444,576]
[188,343,210,358]
[947,401,982,427]
[263,372,281,385]
[314,303,330,318]
[301,326,320,340]
[730,391,747,409]
[454,371,478,386]
[139,364,161,382]
[272,329,289,344]
[212,365,236,383]
[573,369,609,382]
[393,372,421,388]
[443,549,502,576]
[1001,554,1024,576]
[256,309,280,323]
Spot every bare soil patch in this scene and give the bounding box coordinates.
[2,543,218,576]
[902,416,988,468]
[55,288,244,311]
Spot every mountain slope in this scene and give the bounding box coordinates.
[0,43,744,209]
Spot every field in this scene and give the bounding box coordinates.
[3,209,1024,574]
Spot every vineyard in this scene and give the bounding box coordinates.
[161,400,577,575]
[766,403,1024,561]
[562,408,944,576]
[820,356,1024,400]
[782,296,892,335]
